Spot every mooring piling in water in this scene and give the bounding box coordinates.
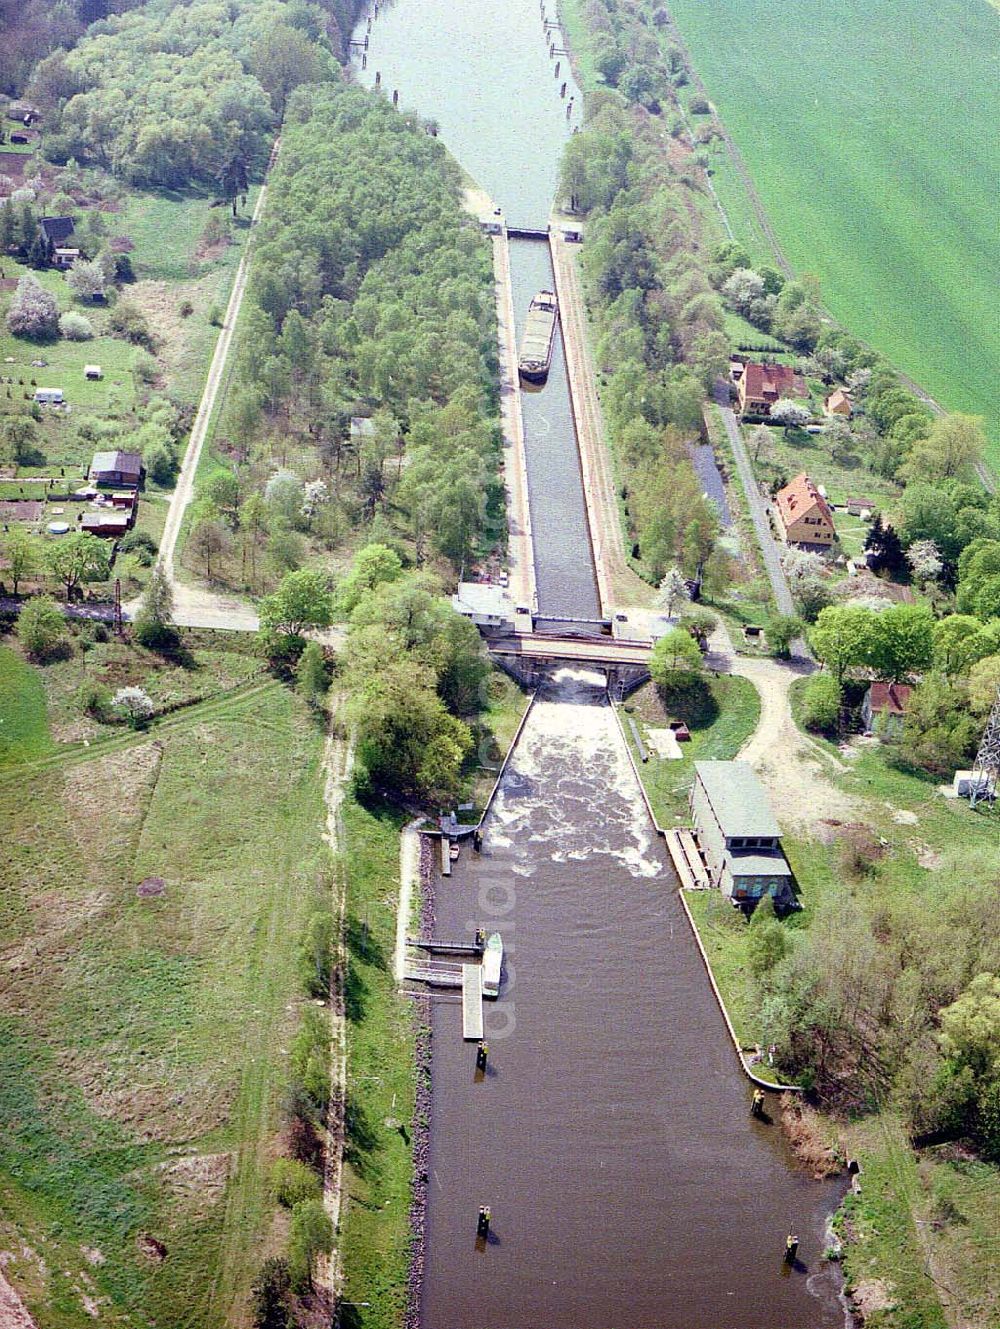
[361,52,367,69]
[784,1233,799,1264]
[476,1040,489,1071]
[560,81,566,97]
[554,60,560,77]
[750,1089,765,1118]
[393,88,399,106]
[375,69,380,86]
[477,1206,491,1238]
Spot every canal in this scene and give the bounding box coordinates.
[354,0,600,620]
[422,673,845,1328]
[353,4,847,1326]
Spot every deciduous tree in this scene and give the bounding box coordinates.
[48,531,110,597]
[16,595,67,659]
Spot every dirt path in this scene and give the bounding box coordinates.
[394,819,424,983]
[0,1271,38,1329]
[129,144,278,631]
[731,654,858,829]
[316,713,354,1302]
[707,618,857,830]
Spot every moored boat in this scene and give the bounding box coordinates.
[518,289,558,383]
[481,931,503,998]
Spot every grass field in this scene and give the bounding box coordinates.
[665,0,1000,461]
[620,673,761,824]
[0,645,54,763]
[0,671,329,1327]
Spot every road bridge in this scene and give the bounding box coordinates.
[489,632,651,697]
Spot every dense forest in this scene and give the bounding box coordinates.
[193,79,500,597]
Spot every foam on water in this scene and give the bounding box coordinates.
[487,670,661,878]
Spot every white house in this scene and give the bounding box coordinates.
[451,583,517,634]
[690,760,793,905]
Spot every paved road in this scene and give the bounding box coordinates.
[710,382,795,618]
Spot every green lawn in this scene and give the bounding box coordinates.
[0,680,329,1328]
[665,0,1000,461]
[0,644,54,764]
[121,188,259,285]
[749,418,900,510]
[620,672,761,824]
[558,0,600,94]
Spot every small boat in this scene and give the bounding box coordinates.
[518,289,558,384]
[449,841,460,861]
[481,932,503,998]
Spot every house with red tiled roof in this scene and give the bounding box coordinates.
[737,361,806,417]
[862,682,912,737]
[774,472,836,548]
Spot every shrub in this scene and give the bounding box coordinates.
[289,1006,330,1117]
[77,678,113,721]
[59,311,94,340]
[249,1256,291,1329]
[133,351,158,385]
[689,94,710,114]
[287,1199,334,1293]
[296,640,327,711]
[800,674,840,733]
[16,595,68,660]
[143,439,176,486]
[298,911,333,997]
[179,299,194,318]
[108,300,156,350]
[207,303,223,327]
[271,1157,321,1209]
[6,275,59,340]
[118,529,158,565]
[838,825,884,880]
[111,685,154,727]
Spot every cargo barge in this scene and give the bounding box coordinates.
[518,289,558,384]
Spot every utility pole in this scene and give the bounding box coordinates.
[969,685,1000,809]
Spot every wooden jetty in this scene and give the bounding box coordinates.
[408,937,484,956]
[462,963,484,1040]
[404,960,463,988]
[666,827,710,890]
[440,837,452,875]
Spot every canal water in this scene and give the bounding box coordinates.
[510,237,600,621]
[352,4,846,1325]
[423,672,845,1328]
[354,0,600,620]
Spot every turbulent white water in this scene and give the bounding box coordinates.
[488,670,661,879]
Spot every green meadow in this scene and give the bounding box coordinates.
[666,0,1000,462]
[0,667,329,1327]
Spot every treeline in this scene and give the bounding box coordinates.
[25,0,370,188]
[734,883,1000,1162]
[560,14,730,584]
[192,80,499,590]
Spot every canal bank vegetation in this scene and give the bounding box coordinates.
[684,726,1000,1325]
[335,791,415,1329]
[620,673,759,823]
[557,0,766,616]
[189,78,501,594]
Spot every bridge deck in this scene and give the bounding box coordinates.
[462,964,484,1040]
[489,634,652,667]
